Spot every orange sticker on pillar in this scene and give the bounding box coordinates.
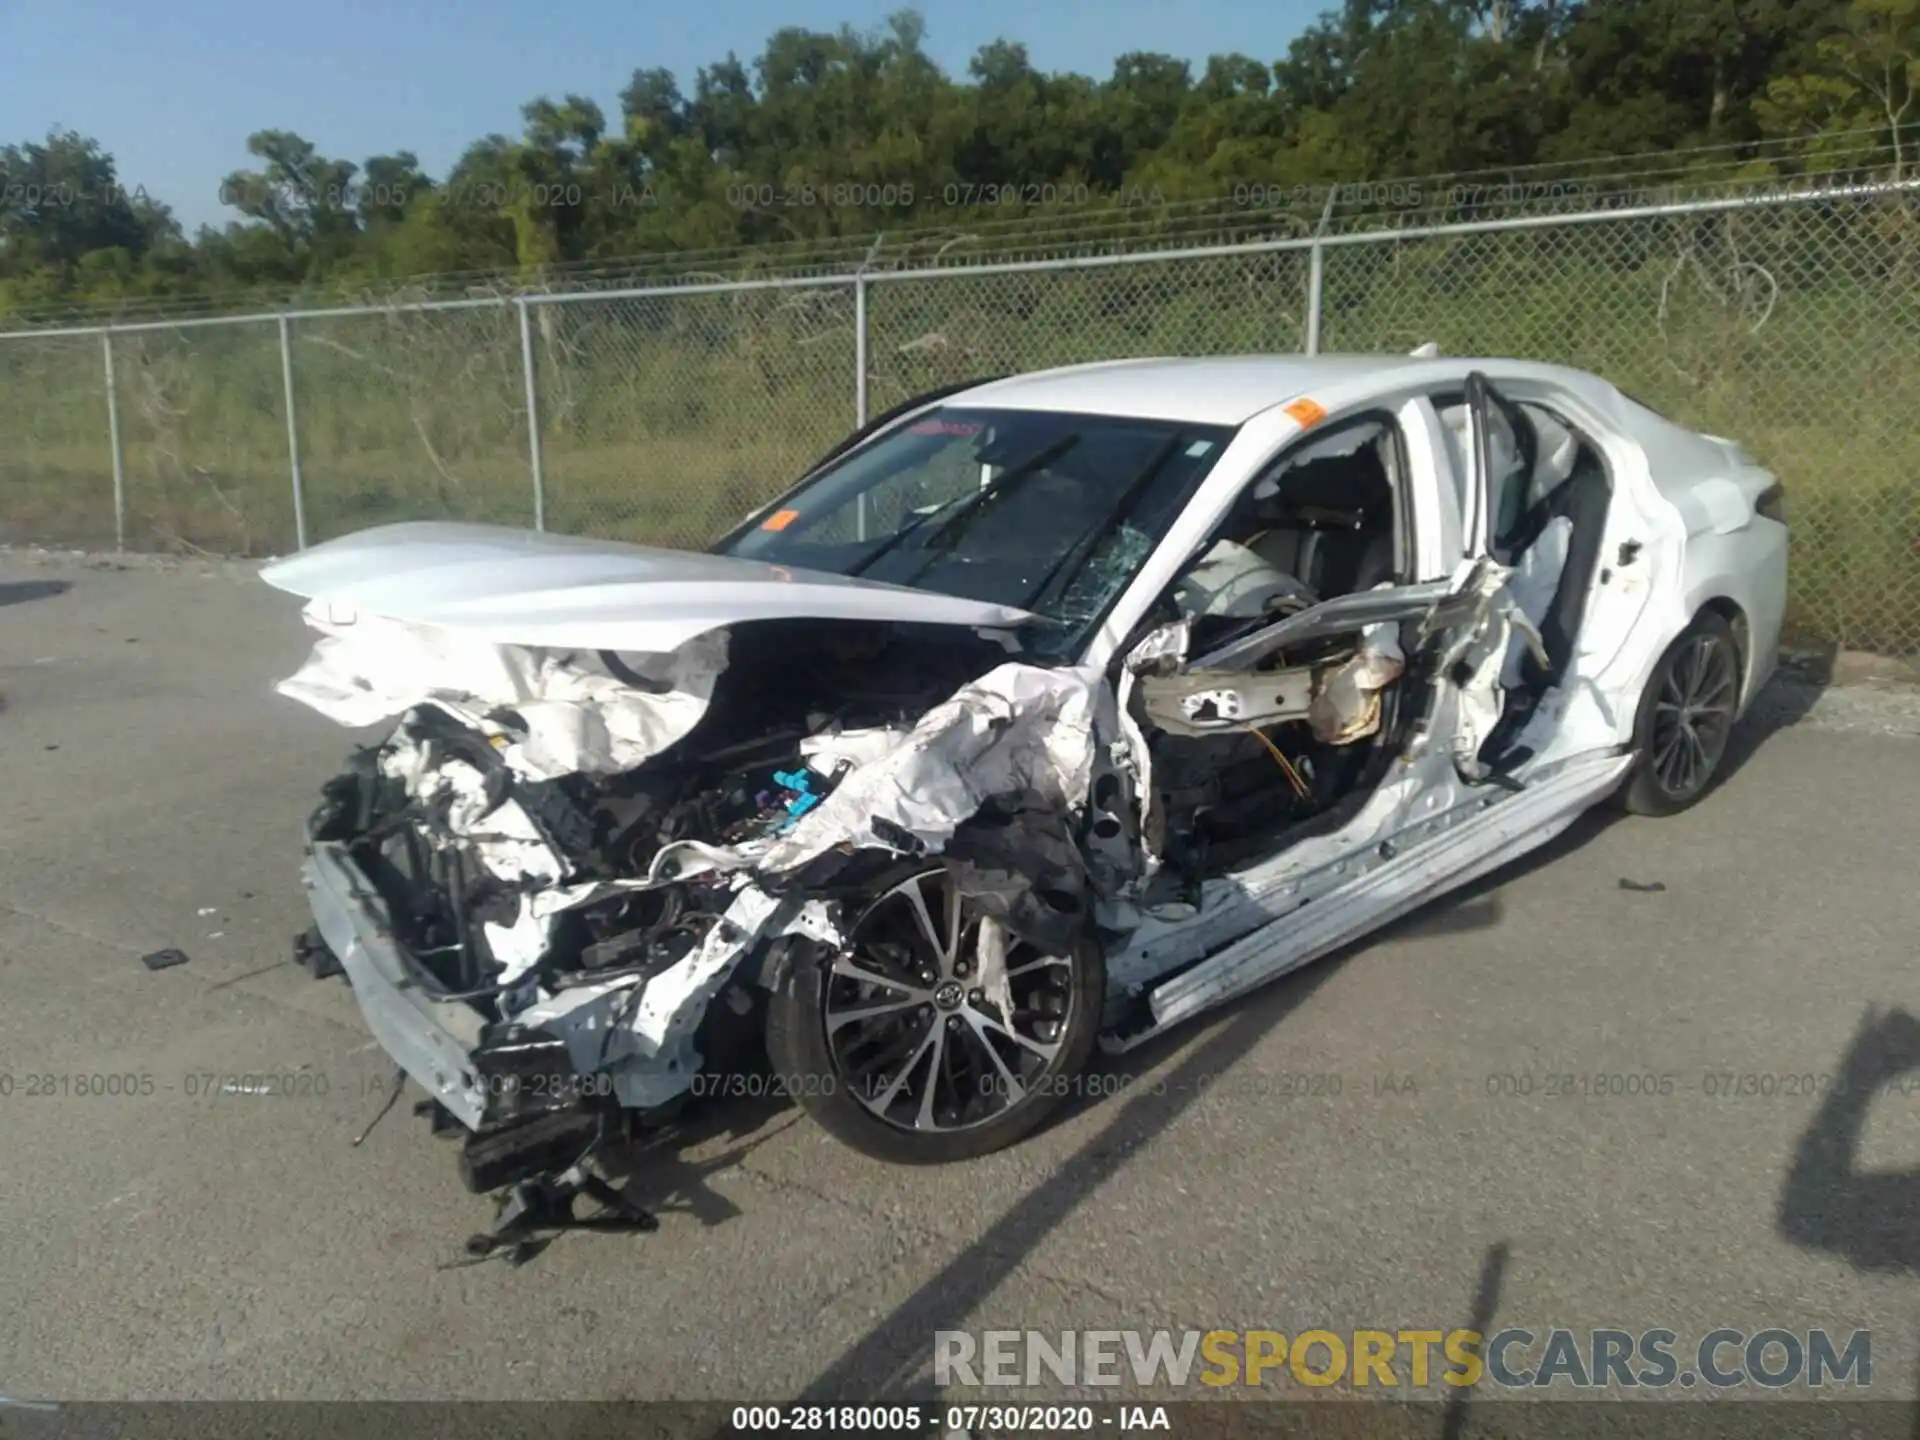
[1283,397,1327,429]
[761,508,802,532]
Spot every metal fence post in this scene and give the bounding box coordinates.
[1305,189,1337,356]
[278,315,309,550]
[853,235,883,542]
[854,273,870,428]
[1305,246,1325,356]
[855,232,883,430]
[101,330,126,551]
[517,298,547,531]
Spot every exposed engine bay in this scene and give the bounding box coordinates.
[313,621,1013,1009]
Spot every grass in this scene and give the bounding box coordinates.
[2,204,1917,652]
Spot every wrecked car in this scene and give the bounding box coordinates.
[264,353,1788,1249]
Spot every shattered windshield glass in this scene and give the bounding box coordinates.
[717,406,1237,657]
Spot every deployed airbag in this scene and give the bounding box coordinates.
[757,663,1102,873]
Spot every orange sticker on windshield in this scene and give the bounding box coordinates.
[761,508,801,532]
[1284,397,1327,429]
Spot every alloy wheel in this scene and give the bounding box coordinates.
[1649,629,1737,801]
[822,868,1081,1133]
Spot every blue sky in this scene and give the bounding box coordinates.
[0,0,1326,234]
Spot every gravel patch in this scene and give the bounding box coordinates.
[1746,673,1920,739]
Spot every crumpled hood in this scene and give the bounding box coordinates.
[261,521,1038,652]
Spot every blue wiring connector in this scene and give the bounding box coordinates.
[771,768,823,832]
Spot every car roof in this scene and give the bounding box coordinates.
[949,355,1432,426]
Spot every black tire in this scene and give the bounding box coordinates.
[764,863,1106,1164]
[1617,610,1742,817]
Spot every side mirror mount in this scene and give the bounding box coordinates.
[1121,618,1191,676]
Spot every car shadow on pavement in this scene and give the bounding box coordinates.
[1778,1005,1920,1276]
[1718,669,1828,782]
[446,1098,808,1268]
[1052,872,1515,1130]
[0,578,71,607]
[595,1089,810,1232]
[1050,780,1626,1124]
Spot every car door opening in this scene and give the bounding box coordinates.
[1124,412,1433,881]
[1435,383,1616,761]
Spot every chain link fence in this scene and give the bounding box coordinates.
[532,284,857,547]
[0,331,116,547]
[289,304,533,545]
[1317,193,1920,654]
[2,180,1918,652]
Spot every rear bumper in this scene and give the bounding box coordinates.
[303,841,492,1129]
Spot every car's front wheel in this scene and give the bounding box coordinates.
[1619,610,1741,816]
[765,864,1105,1164]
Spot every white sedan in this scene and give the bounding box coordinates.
[263,352,1787,1248]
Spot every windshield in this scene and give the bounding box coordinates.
[716,406,1237,657]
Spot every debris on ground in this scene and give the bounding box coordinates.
[140,948,191,971]
[1618,878,1668,893]
[293,927,344,979]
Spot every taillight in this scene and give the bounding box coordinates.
[1756,482,1787,525]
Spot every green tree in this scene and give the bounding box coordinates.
[1758,0,1920,176]
[220,130,364,269]
[0,130,163,276]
